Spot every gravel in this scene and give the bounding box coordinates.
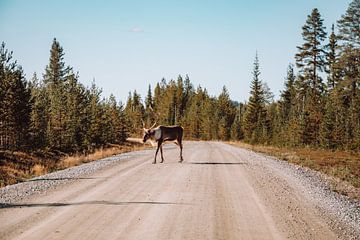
[0,149,152,206]
[1,143,359,239]
[233,145,360,240]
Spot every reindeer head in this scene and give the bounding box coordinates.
[142,128,151,143]
[142,121,157,143]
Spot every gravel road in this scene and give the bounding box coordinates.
[0,142,359,240]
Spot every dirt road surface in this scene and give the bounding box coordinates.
[0,142,359,240]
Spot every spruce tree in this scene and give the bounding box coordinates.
[125,90,144,136]
[29,73,48,148]
[176,75,185,124]
[144,85,155,126]
[183,75,193,111]
[243,53,267,144]
[85,81,104,148]
[320,91,338,149]
[0,43,31,149]
[153,79,167,124]
[279,64,296,125]
[63,71,87,151]
[184,86,204,139]
[43,38,70,149]
[326,25,340,90]
[165,80,177,125]
[115,101,130,143]
[217,86,235,141]
[145,84,153,111]
[200,96,217,140]
[230,103,244,141]
[337,0,360,149]
[4,67,31,148]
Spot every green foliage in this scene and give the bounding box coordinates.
[217,86,236,140]
[243,54,268,144]
[125,90,145,136]
[1,0,359,153]
[0,42,31,149]
[29,73,48,148]
[230,104,244,141]
[294,8,328,146]
[1,39,129,152]
[337,0,360,48]
[326,24,340,90]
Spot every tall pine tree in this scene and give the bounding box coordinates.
[295,8,327,145]
[43,38,70,150]
[244,53,267,144]
[0,43,31,149]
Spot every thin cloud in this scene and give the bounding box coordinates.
[130,27,144,33]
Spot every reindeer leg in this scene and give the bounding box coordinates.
[179,140,184,163]
[153,143,160,164]
[160,145,164,163]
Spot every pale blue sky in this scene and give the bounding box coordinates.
[0,0,351,102]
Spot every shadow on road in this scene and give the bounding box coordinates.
[188,162,247,165]
[0,200,189,209]
[27,177,106,182]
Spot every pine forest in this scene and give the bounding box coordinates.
[1,1,359,155]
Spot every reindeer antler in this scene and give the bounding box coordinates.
[150,121,157,129]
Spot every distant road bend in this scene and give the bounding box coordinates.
[0,142,359,240]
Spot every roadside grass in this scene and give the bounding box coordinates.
[59,142,147,169]
[229,142,360,200]
[0,141,147,188]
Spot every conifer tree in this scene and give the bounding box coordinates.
[183,75,193,111]
[244,53,267,144]
[115,101,130,143]
[63,71,87,151]
[153,79,167,124]
[184,86,205,139]
[0,43,31,149]
[125,90,144,136]
[29,73,48,148]
[279,64,296,125]
[230,103,244,141]
[4,67,31,148]
[217,86,235,140]
[145,85,153,111]
[295,8,327,96]
[165,80,177,125]
[144,85,155,126]
[85,81,104,148]
[43,38,70,149]
[200,96,217,140]
[326,25,340,90]
[337,0,360,48]
[176,75,185,124]
[320,91,337,149]
[295,8,327,145]
[336,0,360,149]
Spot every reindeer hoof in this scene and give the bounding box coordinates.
[179,159,183,163]
[160,160,164,163]
[152,161,156,164]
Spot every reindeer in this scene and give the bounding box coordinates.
[142,122,184,164]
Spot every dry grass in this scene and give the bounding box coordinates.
[0,141,147,188]
[58,142,147,169]
[229,142,360,200]
[31,164,47,176]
